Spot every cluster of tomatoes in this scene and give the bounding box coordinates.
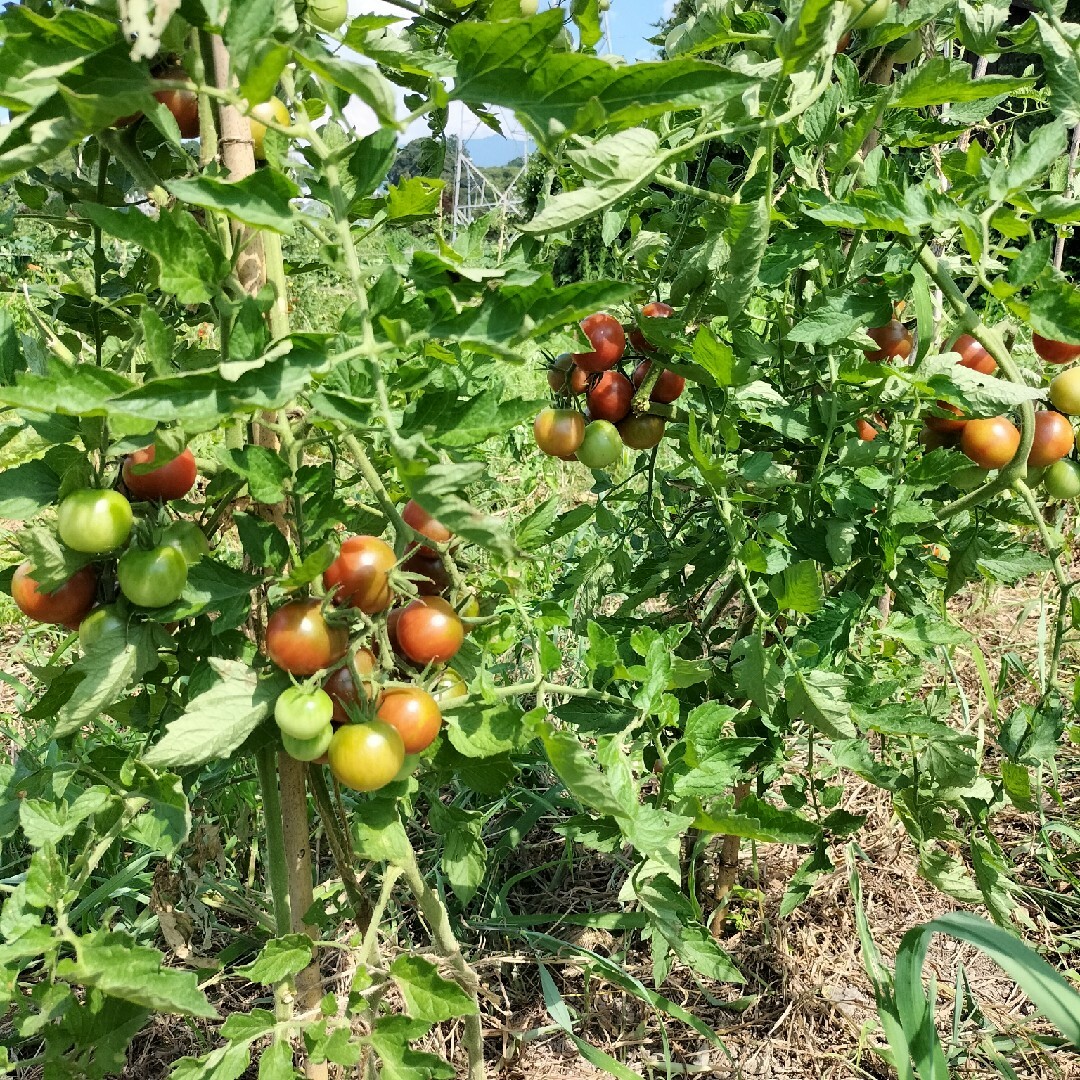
[534,303,688,468]
[265,501,472,794]
[857,316,1080,499]
[11,446,207,640]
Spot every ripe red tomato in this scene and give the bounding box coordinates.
[855,418,877,441]
[122,445,197,501]
[951,333,997,375]
[323,648,377,722]
[567,366,590,396]
[618,415,665,449]
[401,546,451,595]
[397,597,464,666]
[628,301,675,353]
[864,320,913,362]
[1032,333,1080,364]
[402,500,451,555]
[632,360,686,404]
[323,535,396,613]
[1049,367,1080,414]
[924,403,966,434]
[153,66,199,139]
[376,687,443,754]
[12,562,96,628]
[534,408,585,457]
[265,599,348,675]
[586,371,634,423]
[573,313,625,373]
[1028,410,1075,468]
[960,416,1020,470]
[328,720,405,792]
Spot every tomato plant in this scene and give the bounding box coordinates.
[397,597,464,666]
[323,535,396,612]
[122,445,197,501]
[1028,411,1075,469]
[534,407,585,456]
[573,313,625,372]
[12,562,96,628]
[265,600,348,676]
[960,416,1021,470]
[586,370,633,423]
[328,720,405,792]
[274,686,335,740]
[117,544,188,608]
[57,489,133,553]
[376,687,443,753]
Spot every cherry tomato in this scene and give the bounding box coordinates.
[123,445,197,502]
[889,32,921,63]
[323,535,396,613]
[845,0,889,29]
[587,371,634,424]
[1028,410,1075,468]
[275,686,335,740]
[1033,333,1080,364]
[951,334,997,375]
[162,520,210,566]
[432,669,467,704]
[519,0,539,12]
[547,353,574,393]
[960,416,1020,470]
[835,29,852,52]
[576,419,623,468]
[397,597,464,666]
[632,360,685,404]
[376,686,443,754]
[534,408,585,457]
[306,0,347,31]
[265,599,348,676]
[618,415,665,450]
[864,319,913,362]
[402,499,451,555]
[117,545,188,608]
[920,425,958,451]
[57,489,133,554]
[1050,367,1080,415]
[1043,459,1080,500]
[402,546,451,595]
[249,96,290,161]
[282,725,334,762]
[386,607,404,655]
[568,366,590,396]
[924,403,966,434]
[573,313,625,373]
[323,649,377,722]
[628,301,674,353]
[328,720,405,792]
[12,562,96,628]
[78,605,126,649]
[152,66,199,139]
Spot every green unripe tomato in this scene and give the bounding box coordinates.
[282,724,334,762]
[117,545,188,608]
[519,0,539,13]
[57,489,133,553]
[162,520,210,566]
[306,0,347,31]
[575,420,623,469]
[888,32,921,63]
[1043,459,1080,500]
[78,605,127,650]
[249,96,290,161]
[845,0,890,29]
[275,687,335,740]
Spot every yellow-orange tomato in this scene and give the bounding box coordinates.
[534,408,585,457]
[328,721,404,792]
